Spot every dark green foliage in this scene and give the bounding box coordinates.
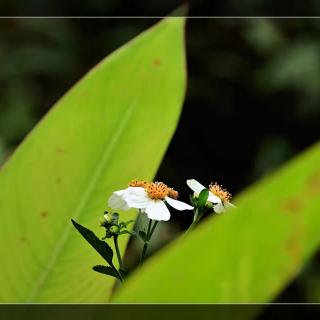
[92,265,120,279]
[71,219,113,265]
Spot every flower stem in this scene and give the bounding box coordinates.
[110,261,124,283]
[140,242,148,266]
[149,220,159,238]
[186,221,197,234]
[146,218,152,236]
[139,219,158,266]
[186,208,202,234]
[113,235,123,270]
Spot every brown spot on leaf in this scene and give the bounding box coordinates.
[283,198,302,213]
[285,236,301,264]
[40,211,48,218]
[55,148,66,154]
[20,236,27,243]
[153,58,161,66]
[285,226,305,269]
[306,172,320,197]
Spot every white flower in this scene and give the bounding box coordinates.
[108,188,131,211]
[108,180,193,221]
[186,179,235,213]
[108,179,149,211]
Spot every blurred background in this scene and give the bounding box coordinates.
[1,3,320,305]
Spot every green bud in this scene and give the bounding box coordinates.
[99,218,107,227]
[110,225,120,234]
[104,213,113,224]
[103,230,113,239]
[112,212,119,224]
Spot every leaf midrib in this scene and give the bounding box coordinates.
[26,100,137,302]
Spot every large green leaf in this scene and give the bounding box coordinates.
[0,16,186,302]
[114,142,320,303]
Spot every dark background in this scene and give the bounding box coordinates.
[1,0,320,16]
[1,1,320,306]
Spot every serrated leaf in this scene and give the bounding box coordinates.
[92,265,120,279]
[71,219,113,264]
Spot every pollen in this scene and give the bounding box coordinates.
[168,187,179,199]
[146,182,169,200]
[209,182,232,203]
[129,179,149,188]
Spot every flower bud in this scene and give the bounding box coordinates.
[103,213,113,224]
[110,225,120,234]
[104,230,113,238]
[99,217,106,227]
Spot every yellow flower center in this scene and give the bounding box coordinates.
[129,179,148,188]
[168,187,179,199]
[128,179,179,200]
[146,182,169,200]
[209,182,232,203]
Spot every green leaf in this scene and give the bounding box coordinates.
[0,15,186,302]
[197,188,209,208]
[92,265,120,280]
[114,142,320,303]
[71,219,113,264]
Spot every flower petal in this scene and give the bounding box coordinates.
[208,192,222,204]
[186,179,206,195]
[213,202,225,214]
[145,200,170,221]
[165,196,193,211]
[113,189,126,196]
[108,191,130,211]
[123,187,150,209]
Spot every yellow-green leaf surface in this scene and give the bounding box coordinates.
[114,142,320,303]
[0,16,186,302]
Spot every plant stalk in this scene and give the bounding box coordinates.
[113,235,123,270]
[139,219,158,266]
[186,208,202,234]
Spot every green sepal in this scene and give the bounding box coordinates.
[121,220,135,228]
[197,189,209,208]
[71,219,113,264]
[92,265,120,279]
[189,195,197,206]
